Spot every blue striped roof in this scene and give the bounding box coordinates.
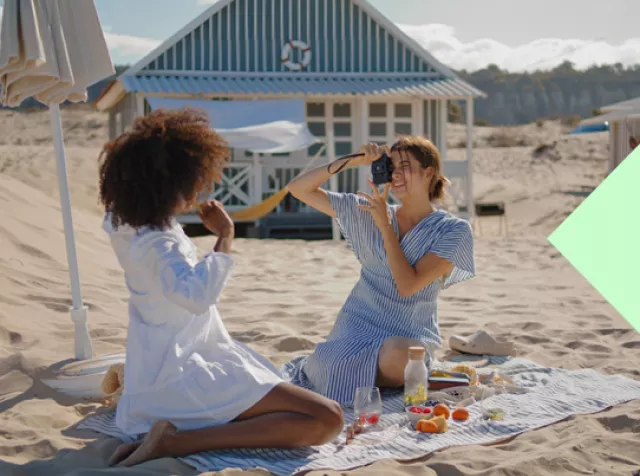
[120,74,485,98]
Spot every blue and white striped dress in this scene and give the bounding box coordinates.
[281,191,476,405]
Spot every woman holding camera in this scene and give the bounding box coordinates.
[282,136,476,404]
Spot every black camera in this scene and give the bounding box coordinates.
[371,152,394,185]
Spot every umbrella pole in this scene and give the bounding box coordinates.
[49,104,93,361]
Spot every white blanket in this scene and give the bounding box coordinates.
[77,357,640,476]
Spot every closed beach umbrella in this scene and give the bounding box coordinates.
[0,0,115,360]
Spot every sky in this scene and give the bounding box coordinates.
[1,0,639,72]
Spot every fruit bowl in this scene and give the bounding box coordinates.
[406,406,434,428]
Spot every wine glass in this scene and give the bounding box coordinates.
[354,386,383,427]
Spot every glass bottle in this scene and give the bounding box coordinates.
[404,346,430,409]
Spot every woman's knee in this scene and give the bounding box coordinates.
[378,337,424,385]
[308,399,344,445]
[319,399,345,441]
[380,337,423,361]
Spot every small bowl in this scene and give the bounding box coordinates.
[406,407,434,428]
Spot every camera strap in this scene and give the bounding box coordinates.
[327,152,364,175]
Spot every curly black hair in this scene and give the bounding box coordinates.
[99,108,230,230]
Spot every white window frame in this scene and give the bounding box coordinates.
[359,97,427,200]
[305,98,358,195]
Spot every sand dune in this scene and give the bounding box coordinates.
[0,108,638,475]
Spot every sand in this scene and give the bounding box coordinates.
[0,107,638,476]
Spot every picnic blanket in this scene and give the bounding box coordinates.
[77,357,640,475]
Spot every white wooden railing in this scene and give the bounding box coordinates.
[208,163,254,210]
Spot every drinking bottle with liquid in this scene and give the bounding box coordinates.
[404,346,430,409]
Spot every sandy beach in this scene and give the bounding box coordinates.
[0,107,639,476]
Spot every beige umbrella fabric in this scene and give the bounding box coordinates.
[0,0,114,106]
[0,0,115,361]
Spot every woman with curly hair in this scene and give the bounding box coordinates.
[100,108,343,467]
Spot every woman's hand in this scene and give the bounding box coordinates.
[357,179,393,231]
[198,200,234,237]
[354,142,391,167]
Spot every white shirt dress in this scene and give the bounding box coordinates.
[103,215,283,436]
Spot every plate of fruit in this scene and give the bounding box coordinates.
[408,403,471,434]
[406,405,435,427]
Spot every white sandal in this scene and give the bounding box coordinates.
[449,330,516,356]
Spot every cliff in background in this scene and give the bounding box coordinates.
[457,61,640,125]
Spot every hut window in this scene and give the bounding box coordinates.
[307,102,325,118]
[369,122,386,137]
[394,103,411,118]
[308,143,327,157]
[369,103,386,118]
[308,122,326,136]
[333,103,351,118]
[335,141,353,156]
[334,122,351,137]
[394,122,412,135]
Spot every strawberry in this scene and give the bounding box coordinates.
[367,414,379,425]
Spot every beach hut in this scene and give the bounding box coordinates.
[96,0,485,239]
[579,96,640,174]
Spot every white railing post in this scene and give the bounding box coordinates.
[135,93,145,118]
[327,129,341,241]
[466,98,474,222]
[440,99,448,161]
[253,155,263,206]
[358,95,369,192]
[608,124,615,174]
[414,98,424,138]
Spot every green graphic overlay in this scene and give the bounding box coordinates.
[548,147,640,333]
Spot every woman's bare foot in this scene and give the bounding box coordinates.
[112,421,177,467]
[107,442,139,466]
